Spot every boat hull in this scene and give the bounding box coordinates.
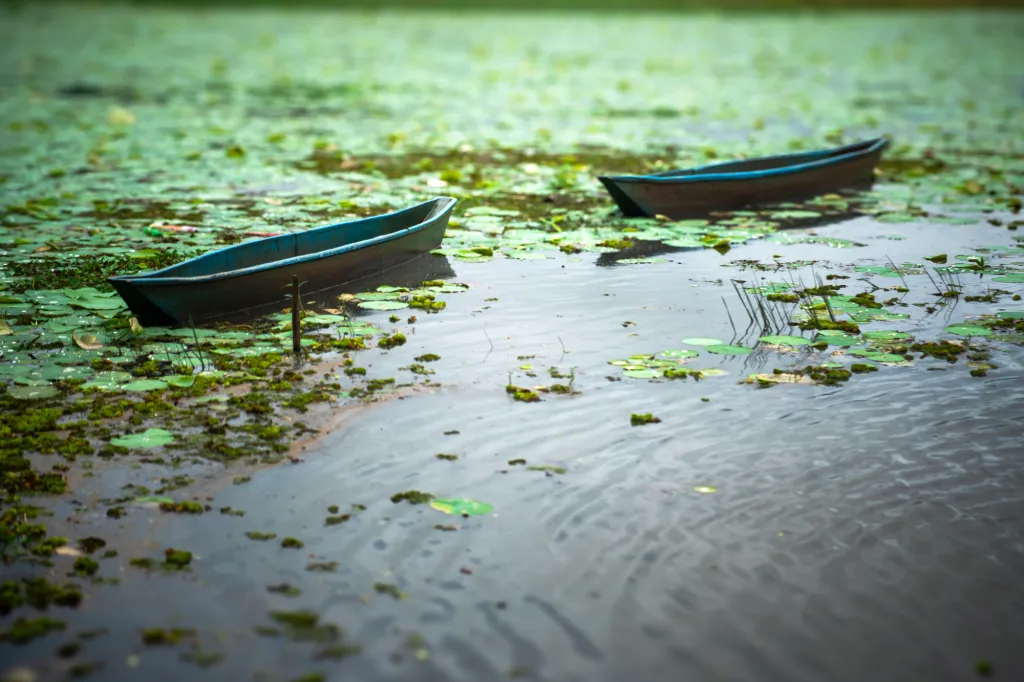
[598,137,889,220]
[109,197,457,326]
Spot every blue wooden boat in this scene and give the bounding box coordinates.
[109,197,457,326]
[598,137,891,220]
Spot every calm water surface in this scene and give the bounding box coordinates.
[8,221,1024,682]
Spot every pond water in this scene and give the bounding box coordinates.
[1,5,1024,682]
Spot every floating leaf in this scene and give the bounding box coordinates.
[7,385,58,400]
[72,331,103,350]
[815,333,860,347]
[80,371,133,390]
[133,495,176,506]
[357,300,409,311]
[623,369,661,379]
[504,251,550,260]
[655,349,699,360]
[992,274,1024,283]
[39,365,93,381]
[770,210,820,220]
[111,428,175,449]
[13,377,51,387]
[122,379,169,392]
[705,344,752,355]
[758,335,810,347]
[429,498,493,517]
[862,330,912,340]
[681,338,724,346]
[0,319,11,336]
[163,374,195,388]
[944,324,992,337]
[850,350,909,363]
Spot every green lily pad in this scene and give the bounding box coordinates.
[996,311,1024,319]
[133,495,175,506]
[80,371,133,390]
[38,365,93,381]
[992,274,1024,283]
[123,379,169,392]
[656,349,699,360]
[352,292,400,301]
[681,338,725,346]
[163,374,195,388]
[944,324,992,337]
[504,251,550,260]
[357,300,410,311]
[623,369,662,379]
[758,335,810,346]
[861,330,912,341]
[705,344,752,355]
[221,345,283,357]
[14,377,53,387]
[429,498,493,517]
[68,297,127,311]
[7,385,59,400]
[770,210,820,220]
[111,428,175,449]
[0,364,36,378]
[815,333,861,347]
[850,350,909,363]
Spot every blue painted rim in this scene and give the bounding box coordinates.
[598,137,890,185]
[108,197,457,287]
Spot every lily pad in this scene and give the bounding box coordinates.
[770,210,820,220]
[681,338,725,346]
[623,369,661,379]
[122,379,169,392]
[80,371,133,390]
[7,385,59,400]
[705,344,752,355]
[163,374,195,388]
[133,495,176,506]
[429,498,493,517]
[352,292,400,301]
[758,335,810,346]
[815,333,861,347]
[72,331,104,350]
[992,273,1024,283]
[39,365,93,381]
[862,330,912,341]
[111,428,175,449]
[357,300,410,311]
[850,350,909,363]
[944,324,992,337]
[655,349,699,360]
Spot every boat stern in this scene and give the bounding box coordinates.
[107,277,181,327]
[597,176,650,217]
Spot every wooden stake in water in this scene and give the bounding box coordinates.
[291,274,300,355]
